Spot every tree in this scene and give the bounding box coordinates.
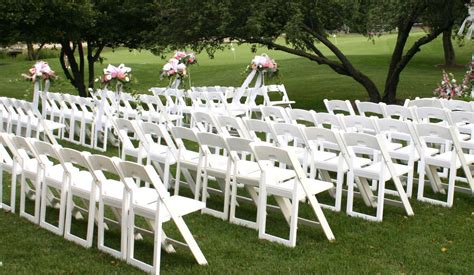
[151,0,466,103]
[0,0,155,97]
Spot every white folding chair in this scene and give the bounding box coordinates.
[84,154,130,259]
[134,121,177,189]
[251,143,335,247]
[414,123,474,207]
[341,132,414,222]
[170,126,201,196]
[323,99,356,115]
[31,140,68,236]
[374,118,437,198]
[271,122,310,171]
[195,132,232,219]
[0,133,22,212]
[12,136,42,223]
[116,160,207,274]
[112,118,145,162]
[59,147,97,248]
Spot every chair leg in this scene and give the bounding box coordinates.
[173,216,207,265]
[346,171,355,215]
[375,180,385,222]
[152,212,163,275]
[446,166,457,207]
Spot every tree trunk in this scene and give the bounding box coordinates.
[60,41,87,97]
[26,42,34,60]
[442,27,456,67]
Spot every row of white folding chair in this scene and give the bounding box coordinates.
[0,97,65,139]
[171,125,335,247]
[40,91,98,147]
[326,98,473,119]
[404,97,474,112]
[0,132,207,274]
[187,111,415,221]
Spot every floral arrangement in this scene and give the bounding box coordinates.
[433,70,470,99]
[96,64,132,92]
[246,53,278,78]
[160,51,197,79]
[160,51,197,88]
[22,61,56,81]
[173,51,197,66]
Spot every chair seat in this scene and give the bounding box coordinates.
[390,146,438,161]
[267,178,333,200]
[147,144,176,164]
[44,164,76,188]
[425,151,474,168]
[353,161,411,181]
[235,162,295,187]
[132,188,205,221]
[268,100,295,107]
[314,155,371,172]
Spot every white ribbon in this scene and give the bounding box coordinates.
[171,77,181,89]
[32,80,40,113]
[96,89,107,131]
[458,6,474,39]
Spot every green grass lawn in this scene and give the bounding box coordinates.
[0,32,474,273]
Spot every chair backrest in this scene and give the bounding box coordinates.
[285,108,318,126]
[406,97,443,108]
[196,132,229,162]
[341,132,383,159]
[58,147,91,174]
[114,118,138,139]
[216,115,250,138]
[448,111,474,134]
[117,161,168,197]
[251,143,305,185]
[272,122,307,148]
[170,126,200,155]
[413,106,452,125]
[355,100,387,118]
[441,99,473,112]
[85,154,133,190]
[375,118,414,142]
[192,111,220,133]
[414,123,453,147]
[304,126,343,152]
[314,113,345,130]
[0,133,17,166]
[242,118,277,143]
[383,104,416,121]
[31,140,62,166]
[341,115,378,134]
[11,136,37,163]
[136,121,177,155]
[260,106,290,123]
[262,84,291,105]
[323,99,355,115]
